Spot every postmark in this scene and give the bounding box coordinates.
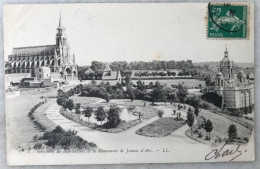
[207,2,249,39]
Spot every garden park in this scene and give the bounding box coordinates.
[54,79,253,146]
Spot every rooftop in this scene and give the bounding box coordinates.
[11,45,56,56]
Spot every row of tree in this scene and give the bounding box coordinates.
[186,106,239,142]
[77,60,216,83]
[79,80,190,105]
[57,96,122,128]
[83,105,121,128]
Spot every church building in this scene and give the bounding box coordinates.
[214,46,254,113]
[102,63,122,85]
[6,13,77,80]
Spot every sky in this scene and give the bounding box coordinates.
[3,3,254,66]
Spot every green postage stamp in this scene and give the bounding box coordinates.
[207,3,249,39]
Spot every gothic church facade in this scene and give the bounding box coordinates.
[6,14,77,80]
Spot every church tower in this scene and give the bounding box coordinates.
[219,45,233,80]
[56,12,68,65]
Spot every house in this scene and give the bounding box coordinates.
[85,67,94,74]
[102,63,122,85]
[35,67,51,80]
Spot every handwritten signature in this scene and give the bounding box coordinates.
[205,142,247,161]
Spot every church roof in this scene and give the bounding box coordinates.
[102,71,120,80]
[104,63,111,72]
[249,73,254,79]
[221,46,231,64]
[85,68,94,74]
[11,45,56,56]
[222,56,230,63]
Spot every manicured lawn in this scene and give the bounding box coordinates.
[136,117,185,137]
[33,99,57,132]
[185,109,253,145]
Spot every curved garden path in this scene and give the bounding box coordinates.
[46,101,207,151]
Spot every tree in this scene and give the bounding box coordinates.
[167,92,177,103]
[95,106,106,127]
[90,61,105,71]
[177,84,188,103]
[129,91,135,102]
[156,109,164,137]
[136,79,146,91]
[186,107,195,136]
[75,103,81,121]
[157,109,164,119]
[194,107,200,117]
[91,79,97,85]
[125,74,131,85]
[111,93,118,99]
[84,106,93,123]
[67,99,75,111]
[204,119,213,140]
[148,82,154,89]
[103,92,111,103]
[57,97,66,106]
[228,124,237,142]
[106,105,121,128]
[151,82,167,104]
[61,99,68,110]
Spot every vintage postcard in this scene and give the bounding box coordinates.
[4,3,254,165]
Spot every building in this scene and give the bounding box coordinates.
[214,46,254,113]
[35,67,51,80]
[102,63,122,85]
[6,13,77,80]
[85,68,95,75]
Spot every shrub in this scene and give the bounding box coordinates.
[194,129,199,134]
[40,126,97,150]
[198,132,203,138]
[33,143,42,150]
[244,137,249,142]
[201,92,222,108]
[228,124,237,142]
[245,116,253,121]
[200,102,211,110]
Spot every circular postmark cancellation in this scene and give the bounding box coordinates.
[207,2,249,39]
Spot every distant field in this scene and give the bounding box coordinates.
[131,79,205,88]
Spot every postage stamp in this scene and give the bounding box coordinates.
[207,3,249,39]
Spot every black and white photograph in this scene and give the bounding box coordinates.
[3,2,255,165]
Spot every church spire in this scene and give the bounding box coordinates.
[224,44,228,58]
[59,11,62,27]
[73,54,75,66]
